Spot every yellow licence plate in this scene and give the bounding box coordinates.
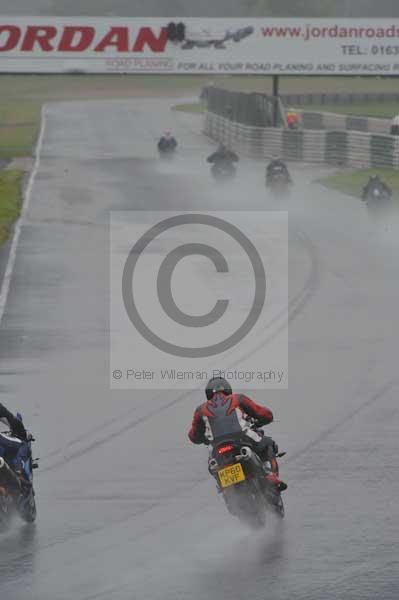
[218,463,246,489]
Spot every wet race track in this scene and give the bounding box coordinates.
[0,98,398,600]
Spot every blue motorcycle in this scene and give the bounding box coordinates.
[0,413,38,527]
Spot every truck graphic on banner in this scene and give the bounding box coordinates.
[166,21,254,49]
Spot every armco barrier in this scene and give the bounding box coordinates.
[346,132,372,170]
[203,86,396,135]
[346,115,369,133]
[370,134,395,168]
[367,118,391,135]
[303,130,326,163]
[300,112,324,130]
[204,87,276,127]
[322,111,347,131]
[298,110,392,135]
[204,111,399,169]
[280,91,399,108]
[282,130,304,161]
[261,128,283,158]
[202,88,399,111]
[324,131,348,166]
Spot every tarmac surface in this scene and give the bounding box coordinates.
[0,98,398,600]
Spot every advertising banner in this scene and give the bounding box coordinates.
[1,17,399,74]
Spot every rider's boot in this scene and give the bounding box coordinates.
[265,472,288,492]
[266,457,288,492]
[14,469,32,497]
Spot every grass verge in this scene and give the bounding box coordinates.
[299,103,398,119]
[318,168,399,199]
[172,99,395,120]
[172,102,206,114]
[0,170,23,245]
[0,102,41,159]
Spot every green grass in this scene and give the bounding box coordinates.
[2,74,399,111]
[3,74,399,101]
[318,168,399,199]
[0,74,206,101]
[0,101,41,159]
[206,75,399,95]
[172,102,206,114]
[0,122,39,159]
[0,170,23,245]
[172,99,396,120]
[174,99,398,119]
[299,103,398,118]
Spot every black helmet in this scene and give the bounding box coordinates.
[205,377,232,400]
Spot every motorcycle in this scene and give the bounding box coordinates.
[208,425,285,528]
[0,420,38,528]
[266,167,292,197]
[211,160,237,182]
[364,184,392,212]
[158,139,177,161]
[158,145,177,161]
[362,181,395,229]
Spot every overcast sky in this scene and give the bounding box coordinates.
[0,0,246,16]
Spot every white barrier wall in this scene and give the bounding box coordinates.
[299,110,392,135]
[204,111,399,169]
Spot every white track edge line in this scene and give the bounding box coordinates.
[0,103,47,324]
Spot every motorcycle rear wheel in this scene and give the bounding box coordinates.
[223,481,267,529]
[0,497,11,531]
[18,490,37,523]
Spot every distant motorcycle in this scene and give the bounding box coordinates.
[362,179,394,222]
[208,424,285,529]
[0,419,38,528]
[158,135,177,160]
[211,160,237,182]
[266,166,292,197]
[158,145,177,161]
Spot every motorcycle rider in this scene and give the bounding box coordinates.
[286,108,300,130]
[361,175,392,201]
[0,403,31,496]
[158,131,177,153]
[207,143,239,165]
[188,377,287,491]
[266,156,291,185]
